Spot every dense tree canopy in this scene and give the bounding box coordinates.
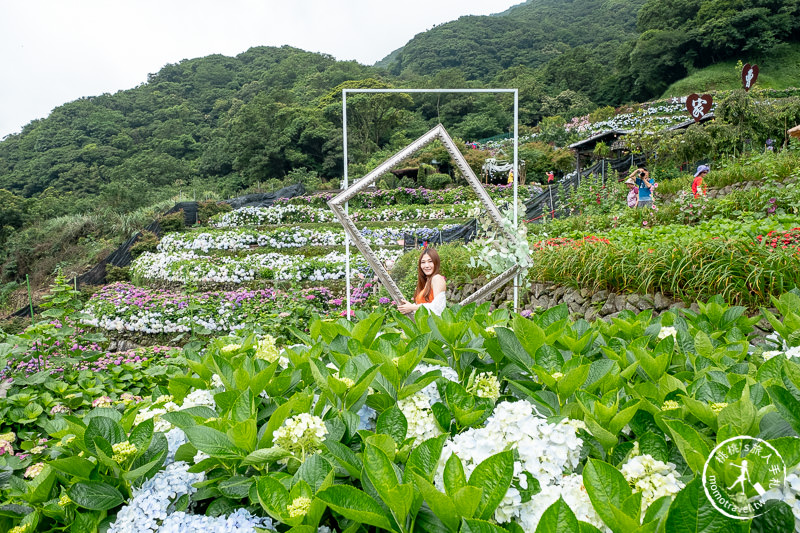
[1,0,799,218]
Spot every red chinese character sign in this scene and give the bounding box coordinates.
[686,94,713,122]
[742,63,759,91]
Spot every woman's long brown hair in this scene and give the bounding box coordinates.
[416,248,441,302]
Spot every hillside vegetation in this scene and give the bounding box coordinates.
[663,42,800,96]
[1,0,799,307]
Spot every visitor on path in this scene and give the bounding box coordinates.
[627,166,654,209]
[692,165,709,198]
[625,177,638,208]
[397,247,447,316]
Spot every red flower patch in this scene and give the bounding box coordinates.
[755,228,800,253]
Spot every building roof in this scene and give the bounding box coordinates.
[665,113,716,131]
[568,129,632,151]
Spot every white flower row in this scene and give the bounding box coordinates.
[130,249,402,284]
[158,224,462,253]
[83,305,251,335]
[211,205,335,227]
[210,204,476,228]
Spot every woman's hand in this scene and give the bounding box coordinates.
[397,300,418,314]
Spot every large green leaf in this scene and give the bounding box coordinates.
[121,450,166,483]
[227,419,257,453]
[582,458,632,531]
[364,443,411,520]
[468,450,514,520]
[324,440,363,479]
[316,485,396,532]
[48,456,95,479]
[767,386,800,435]
[496,326,535,372]
[68,481,124,511]
[83,416,125,456]
[377,406,408,446]
[535,497,579,533]
[256,475,292,524]
[294,454,332,493]
[183,425,240,457]
[242,447,290,466]
[512,315,547,359]
[413,472,459,532]
[664,477,747,533]
[443,454,467,499]
[665,420,712,474]
[218,476,254,499]
[127,417,154,456]
[406,435,446,483]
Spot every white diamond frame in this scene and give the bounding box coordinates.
[331,103,526,313]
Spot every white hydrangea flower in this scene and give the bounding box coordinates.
[435,400,585,531]
[398,392,443,443]
[620,454,685,513]
[273,413,328,459]
[657,326,678,340]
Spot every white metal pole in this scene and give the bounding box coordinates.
[343,90,351,320]
[513,90,519,313]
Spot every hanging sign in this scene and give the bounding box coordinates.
[686,93,713,122]
[742,63,759,91]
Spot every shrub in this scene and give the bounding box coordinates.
[158,211,185,233]
[287,168,322,192]
[426,173,452,190]
[105,264,130,282]
[398,176,416,188]
[197,200,232,224]
[129,231,160,258]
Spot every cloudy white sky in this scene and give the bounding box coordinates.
[0,0,522,138]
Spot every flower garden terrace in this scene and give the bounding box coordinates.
[81,282,379,342]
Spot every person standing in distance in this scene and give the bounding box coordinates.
[634,167,654,209]
[692,165,709,198]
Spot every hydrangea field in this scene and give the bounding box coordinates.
[4,294,800,532]
[4,175,800,533]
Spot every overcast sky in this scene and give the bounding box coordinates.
[0,0,522,138]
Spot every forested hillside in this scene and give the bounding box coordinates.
[383,0,799,103]
[379,0,647,77]
[0,0,798,232]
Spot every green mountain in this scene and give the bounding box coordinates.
[378,0,647,79]
[1,0,797,213]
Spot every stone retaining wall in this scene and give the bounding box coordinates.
[661,176,797,202]
[449,281,688,321]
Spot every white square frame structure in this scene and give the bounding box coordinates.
[338,88,521,317]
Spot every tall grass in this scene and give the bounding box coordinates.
[0,198,182,311]
[663,43,800,96]
[527,238,800,309]
[655,148,800,196]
